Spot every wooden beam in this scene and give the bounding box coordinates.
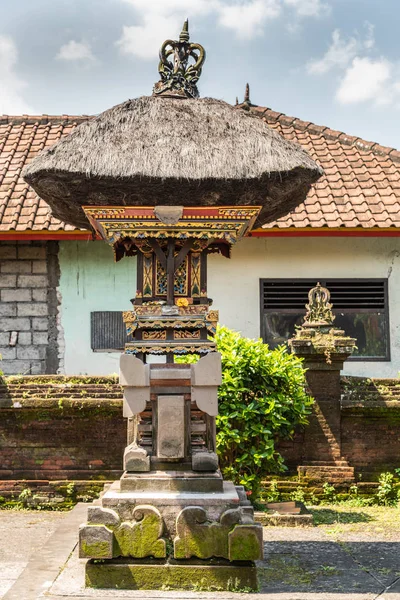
[174,239,193,271]
[167,238,175,306]
[136,252,144,299]
[200,253,207,303]
[148,239,167,268]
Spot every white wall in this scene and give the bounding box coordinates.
[59,237,400,377]
[208,236,400,378]
[58,240,136,375]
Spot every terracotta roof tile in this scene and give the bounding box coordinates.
[0,115,88,232]
[249,104,400,229]
[1,108,400,232]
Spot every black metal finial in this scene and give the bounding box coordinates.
[241,83,252,110]
[153,20,206,99]
[244,83,250,103]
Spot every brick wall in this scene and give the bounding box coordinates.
[1,376,400,481]
[0,241,61,375]
[0,377,124,480]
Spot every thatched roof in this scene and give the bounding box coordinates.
[23,96,323,230]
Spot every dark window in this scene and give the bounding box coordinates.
[91,312,130,352]
[260,279,390,361]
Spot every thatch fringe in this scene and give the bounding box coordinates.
[23,96,323,229]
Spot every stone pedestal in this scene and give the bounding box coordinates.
[85,559,259,591]
[79,352,263,591]
[290,284,356,483]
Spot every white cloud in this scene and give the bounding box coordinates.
[117,15,183,59]
[117,0,331,56]
[307,21,400,107]
[307,29,358,74]
[117,0,216,58]
[307,22,376,75]
[364,21,375,50]
[120,0,216,16]
[56,40,95,62]
[0,35,36,114]
[336,57,393,105]
[218,1,281,39]
[283,0,330,17]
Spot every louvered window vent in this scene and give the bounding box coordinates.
[260,279,389,361]
[91,311,130,352]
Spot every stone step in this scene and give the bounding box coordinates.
[299,466,354,473]
[298,464,355,483]
[306,460,350,467]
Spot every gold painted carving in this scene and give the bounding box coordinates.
[125,341,216,355]
[207,310,219,323]
[174,330,201,340]
[191,252,201,297]
[143,254,153,297]
[142,330,167,341]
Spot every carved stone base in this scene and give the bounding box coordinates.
[120,469,224,493]
[100,479,249,537]
[85,558,259,591]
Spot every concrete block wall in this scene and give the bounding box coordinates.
[0,241,60,375]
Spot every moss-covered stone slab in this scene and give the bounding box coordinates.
[79,505,167,559]
[229,524,264,560]
[114,506,166,558]
[173,506,263,561]
[79,525,114,559]
[174,506,241,559]
[85,558,259,591]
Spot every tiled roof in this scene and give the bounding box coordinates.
[0,107,400,233]
[0,115,88,232]
[251,106,400,229]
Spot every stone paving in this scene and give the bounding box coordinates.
[1,506,400,599]
[0,509,66,598]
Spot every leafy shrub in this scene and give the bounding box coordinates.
[179,326,313,499]
[376,472,397,506]
[290,487,306,503]
[322,482,336,503]
[264,480,281,503]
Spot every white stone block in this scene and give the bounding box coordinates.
[120,354,150,387]
[123,387,149,417]
[157,395,185,459]
[191,352,222,386]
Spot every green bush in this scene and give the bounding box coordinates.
[179,326,313,499]
[376,472,397,506]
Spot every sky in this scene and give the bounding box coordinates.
[1,0,400,148]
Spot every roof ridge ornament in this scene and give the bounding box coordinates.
[153,19,206,99]
[241,83,252,110]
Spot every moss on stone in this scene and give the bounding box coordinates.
[81,540,112,559]
[174,523,229,560]
[114,514,166,559]
[229,527,262,561]
[85,560,258,591]
[3,375,119,386]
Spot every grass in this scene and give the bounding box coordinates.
[310,504,400,537]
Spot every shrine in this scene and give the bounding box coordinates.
[23,20,322,592]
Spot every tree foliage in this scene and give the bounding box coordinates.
[185,326,313,498]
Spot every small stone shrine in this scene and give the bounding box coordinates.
[23,20,322,592]
[78,204,263,590]
[290,283,356,483]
